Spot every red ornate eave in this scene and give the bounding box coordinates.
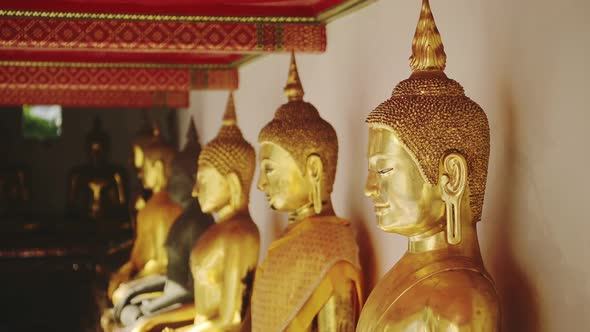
[0,0,373,107]
[0,0,374,55]
[0,16,325,53]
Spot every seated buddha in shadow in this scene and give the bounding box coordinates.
[0,164,31,222]
[66,117,129,225]
[356,1,500,331]
[251,53,363,332]
[134,93,260,332]
[107,131,183,301]
[108,118,214,329]
[129,115,159,231]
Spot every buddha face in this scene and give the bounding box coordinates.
[194,163,230,214]
[142,158,164,192]
[365,125,445,236]
[88,142,107,164]
[258,142,311,212]
[133,144,145,171]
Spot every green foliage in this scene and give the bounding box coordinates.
[23,106,61,140]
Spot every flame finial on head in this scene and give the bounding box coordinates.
[186,116,199,143]
[199,92,256,200]
[91,115,103,131]
[283,51,305,101]
[222,91,237,126]
[152,120,161,138]
[409,0,447,72]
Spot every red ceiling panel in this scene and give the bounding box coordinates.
[4,0,347,17]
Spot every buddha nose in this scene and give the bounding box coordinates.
[364,171,378,198]
[257,171,266,192]
[191,182,199,198]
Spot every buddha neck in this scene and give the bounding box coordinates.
[288,199,335,225]
[216,203,248,223]
[408,221,482,261]
[87,155,109,168]
[150,175,167,194]
[151,183,165,194]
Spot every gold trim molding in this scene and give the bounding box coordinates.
[0,60,236,70]
[0,0,373,24]
[0,9,317,23]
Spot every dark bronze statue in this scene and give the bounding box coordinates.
[0,164,31,221]
[66,117,129,225]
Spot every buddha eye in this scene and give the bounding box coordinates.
[264,166,275,174]
[378,167,394,175]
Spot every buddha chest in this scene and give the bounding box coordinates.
[357,253,498,332]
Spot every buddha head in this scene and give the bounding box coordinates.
[85,117,110,165]
[364,0,489,245]
[194,93,256,217]
[258,53,338,216]
[142,128,175,193]
[168,117,202,209]
[131,112,159,175]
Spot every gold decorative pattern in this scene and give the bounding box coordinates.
[0,64,190,91]
[0,62,238,90]
[251,217,360,332]
[0,88,188,108]
[0,17,326,52]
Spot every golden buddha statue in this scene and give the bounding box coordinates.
[66,117,129,224]
[252,53,363,332]
[106,117,215,330]
[130,114,159,227]
[107,131,183,301]
[134,92,260,332]
[357,1,500,330]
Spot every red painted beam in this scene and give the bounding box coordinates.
[0,64,239,91]
[0,16,326,53]
[0,89,189,108]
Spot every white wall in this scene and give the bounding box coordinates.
[179,0,590,330]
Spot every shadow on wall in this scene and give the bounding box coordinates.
[352,211,376,301]
[488,84,540,332]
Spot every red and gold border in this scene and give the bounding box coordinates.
[0,88,189,108]
[0,17,326,53]
[0,63,238,90]
[0,65,190,91]
[191,68,238,90]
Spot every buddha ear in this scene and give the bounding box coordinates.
[440,152,467,245]
[227,172,243,210]
[306,154,324,214]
